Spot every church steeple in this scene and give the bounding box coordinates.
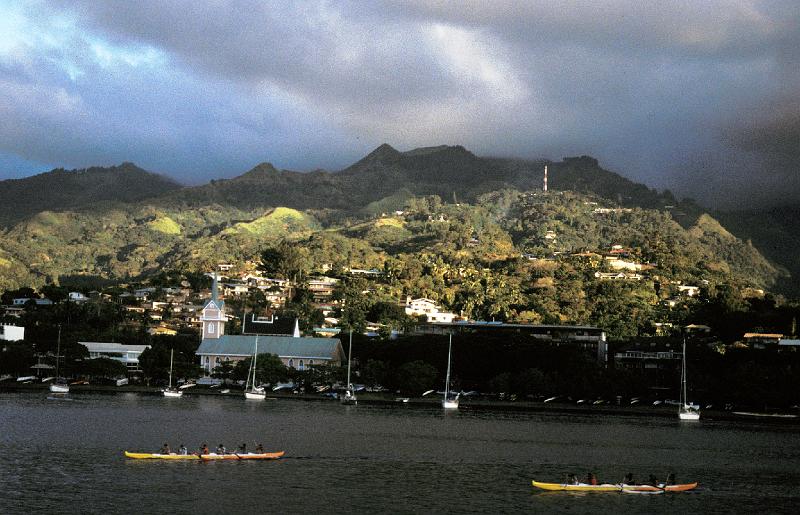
[201,272,226,340]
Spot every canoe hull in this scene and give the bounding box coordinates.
[532,481,698,493]
[531,481,620,492]
[200,451,285,460]
[124,452,199,460]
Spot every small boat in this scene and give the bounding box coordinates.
[678,338,700,421]
[442,334,459,410]
[124,452,200,460]
[531,480,698,493]
[162,348,183,397]
[199,451,285,460]
[244,336,266,400]
[341,330,357,405]
[49,326,70,394]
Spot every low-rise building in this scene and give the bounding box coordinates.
[80,342,150,372]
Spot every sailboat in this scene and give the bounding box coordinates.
[442,333,459,410]
[49,325,69,394]
[244,335,266,400]
[341,330,357,405]
[678,338,700,420]
[162,348,183,397]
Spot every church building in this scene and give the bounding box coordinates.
[196,275,343,375]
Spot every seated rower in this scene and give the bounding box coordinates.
[238,443,247,454]
[200,443,209,455]
[160,443,170,455]
[255,443,264,453]
[623,472,635,485]
[216,444,226,455]
[178,444,188,455]
[665,473,676,485]
[586,472,597,485]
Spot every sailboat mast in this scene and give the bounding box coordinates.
[346,330,353,389]
[681,338,688,409]
[55,324,62,378]
[169,348,174,388]
[445,334,452,399]
[252,335,259,388]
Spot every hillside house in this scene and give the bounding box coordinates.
[307,277,339,302]
[678,285,701,297]
[594,272,643,281]
[742,333,783,349]
[404,297,459,323]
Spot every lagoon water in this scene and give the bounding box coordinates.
[1,392,799,514]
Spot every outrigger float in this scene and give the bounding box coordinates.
[531,480,698,493]
[125,451,284,460]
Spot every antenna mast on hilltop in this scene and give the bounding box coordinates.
[543,165,548,192]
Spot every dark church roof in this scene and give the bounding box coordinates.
[197,335,341,360]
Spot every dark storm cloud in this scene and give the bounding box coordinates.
[0,1,797,206]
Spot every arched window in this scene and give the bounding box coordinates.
[309,360,314,366]
[208,322,215,334]
[299,360,304,371]
[288,359,294,368]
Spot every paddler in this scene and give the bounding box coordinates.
[160,443,170,454]
[255,443,264,453]
[665,473,675,485]
[623,472,635,485]
[200,442,209,455]
[216,443,226,455]
[178,444,188,455]
[238,443,247,454]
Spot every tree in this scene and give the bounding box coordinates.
[258,241,311,283]
[395,360,438,395]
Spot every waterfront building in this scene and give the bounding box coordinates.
[414,321,608,364]
[80,342,150,372]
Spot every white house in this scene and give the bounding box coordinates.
[404,297,459,323]
[0,324,24,341]
[68,292,89,303]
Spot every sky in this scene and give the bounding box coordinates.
[0,0,798,209]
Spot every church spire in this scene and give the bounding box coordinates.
[212,271,219,302]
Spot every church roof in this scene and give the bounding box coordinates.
[196,334,342,360]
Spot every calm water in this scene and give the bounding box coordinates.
[1,392,799,514]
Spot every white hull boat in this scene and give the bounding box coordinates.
[678,338,700,421]
[442,334,459,410]
[162,348,182,398]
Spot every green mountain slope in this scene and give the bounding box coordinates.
[0,144,788,301]
[0,163,183,227]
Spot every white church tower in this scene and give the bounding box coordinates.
[200,273,226,340]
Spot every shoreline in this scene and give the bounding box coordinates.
[3,383,798,423]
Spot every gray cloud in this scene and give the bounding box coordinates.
[0,1,797,207]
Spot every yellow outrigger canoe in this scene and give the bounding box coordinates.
[124,452,199,460]
[532,480,698,493]
[124,451,284,460]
